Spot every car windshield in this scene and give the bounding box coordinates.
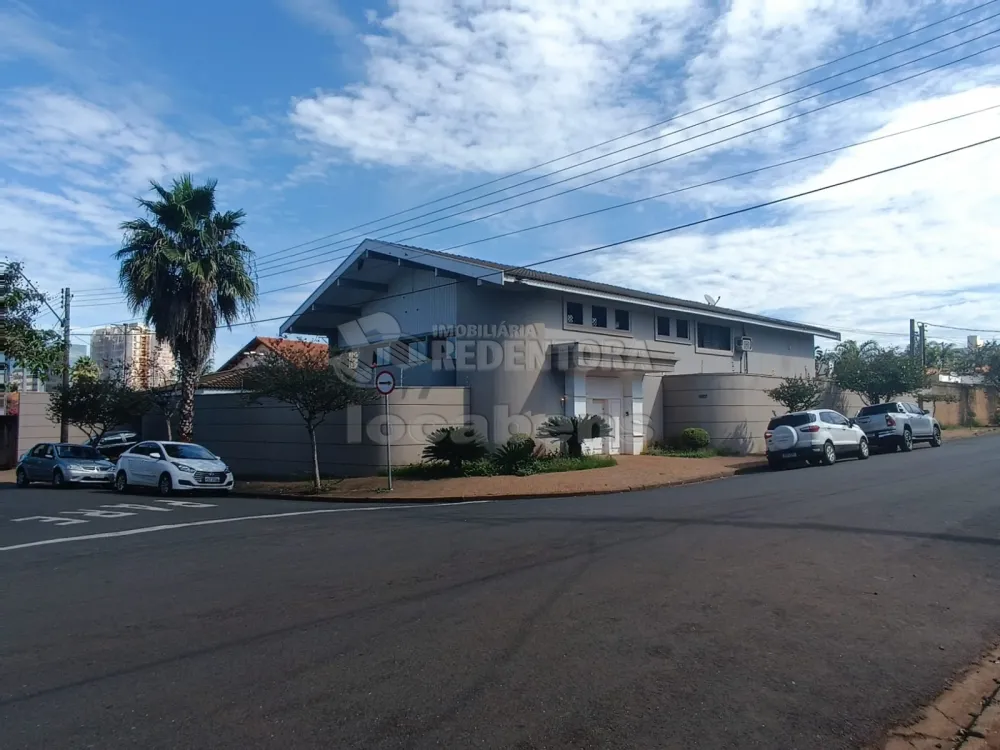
[163,444,216,460]
[857,404,901,416]
[767,413,814,429]
[56,445,104,460]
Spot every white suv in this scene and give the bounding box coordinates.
[765,409,870,470]
[114,441,234,496]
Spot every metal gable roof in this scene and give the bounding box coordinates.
[279,238,841,340]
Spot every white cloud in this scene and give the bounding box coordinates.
[280,0,354,37]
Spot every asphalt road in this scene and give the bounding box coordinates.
[3,436,1000,750]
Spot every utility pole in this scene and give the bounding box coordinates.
[60,288,71,442]
[909,318,917,360]
[918,322,927,370]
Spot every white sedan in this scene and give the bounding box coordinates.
[113,441,234,496]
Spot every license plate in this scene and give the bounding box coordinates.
[203,476,222,483]
[782,452,796,459]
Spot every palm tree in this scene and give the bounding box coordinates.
[117,175,256,442]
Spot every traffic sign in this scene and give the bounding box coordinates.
[375,370,395,395]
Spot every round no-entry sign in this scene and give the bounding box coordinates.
[375,370,396,395]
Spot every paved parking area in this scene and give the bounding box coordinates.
[0,484,379,551]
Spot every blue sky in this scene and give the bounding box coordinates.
[3,0,1000,364]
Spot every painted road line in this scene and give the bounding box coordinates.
[0,501,493,552]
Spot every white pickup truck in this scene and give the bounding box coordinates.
[853,401,942,452]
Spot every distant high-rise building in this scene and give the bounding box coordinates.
[90,324,176,388]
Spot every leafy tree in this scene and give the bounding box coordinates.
[143,363,182,441]
[828,339,927,405]
[70,356,101,383]
[243,348,379,490]
[47,377,149,443]
[0,261,64,378]
[117,175,257,443]
[923,340,959,372]
[536,414,612,458]
[422,426,489,472]
[765,375,826,413]
[961,340,1000,389]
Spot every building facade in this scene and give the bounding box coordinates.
[279,239,841,456]
[90,324,176,388]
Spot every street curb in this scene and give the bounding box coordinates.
[229,463,769,505]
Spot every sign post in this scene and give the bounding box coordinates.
[375,370,396,491]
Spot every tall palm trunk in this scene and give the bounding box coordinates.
[179,362,198,442]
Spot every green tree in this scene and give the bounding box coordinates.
[0,261,64,379]
[828,339,927,405]
[70,356,101,383]
[961,340,1000,389]
[243,348,379,490]
[47,377,149,443]
[923,340,959,372]
[765,375,826,413]
[117,175,256,443]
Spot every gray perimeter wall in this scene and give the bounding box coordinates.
[17,392,89,457]
[662,373,866,454]
[191,387,470,479]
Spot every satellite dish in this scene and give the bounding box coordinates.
[704,294,720,306]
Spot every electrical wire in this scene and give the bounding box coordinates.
[78,133,1000,337]
[256,30,1000,278]
[250,0,1000,263]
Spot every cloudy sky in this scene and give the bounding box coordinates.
[2,0,1000,363]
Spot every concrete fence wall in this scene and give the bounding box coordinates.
[16,391,89,457]
[190,387,470,479]
[920,384,998,427]
[661,373,866,455]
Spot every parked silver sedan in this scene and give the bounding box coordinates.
[16,443,117,488]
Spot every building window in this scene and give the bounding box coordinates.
[566,301,584,326]
[591,305,608,328]
[697,322,732,352]
[373,346,392,367]
[408,339,429,365]
[656,316,690,340]
[614,309,630,332]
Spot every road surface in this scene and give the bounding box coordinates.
[2,435,1000,749]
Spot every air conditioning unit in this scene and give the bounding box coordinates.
[736,336,753,352]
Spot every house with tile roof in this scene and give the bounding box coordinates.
[279,239,843,455]
[198,337,328,392]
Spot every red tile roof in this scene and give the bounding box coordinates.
[203,336,329,390]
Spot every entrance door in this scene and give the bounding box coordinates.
[586,398,621,455]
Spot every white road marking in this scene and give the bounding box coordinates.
[0,501,493,552]
[102,503,174,512]
[62,509,136,519]
[11,515,88,526]
[155,499,216,508]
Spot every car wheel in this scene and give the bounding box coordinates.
[858,438,870,460]
[900,428,913,452]
[930,426,942,447]
[157,472,173,497]
[114,471,129,494]
[767,457,783,471]
[52,469,65,488]
[821,441,837,466]
[15,468,29,487]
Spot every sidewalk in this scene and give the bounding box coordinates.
[233,454,766,503]
[880,645,1000,749]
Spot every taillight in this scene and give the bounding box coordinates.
[885,415,896,427]
[799,425,820,432]
[764,431,773,439]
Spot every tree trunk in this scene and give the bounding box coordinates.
[179,364,197,442]
[164,414,173,442]
[308,425,321,491]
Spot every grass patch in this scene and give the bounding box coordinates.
[642,442,738,458]
[391,453,616,480]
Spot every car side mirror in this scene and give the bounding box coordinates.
[848,418,856,427]
[923,409,931,415]
[150,452,162,460]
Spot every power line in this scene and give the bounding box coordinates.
[924,321,1000,334]
[153,132,997,337]
[251,0,1000,263]
[256,30,1000,279]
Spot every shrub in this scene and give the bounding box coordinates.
[537,414,611,457]
[678,427,711,450]
[462,458,498,477]
[422,426,488,471]
[493,433,537,475]
[536,455,616,473]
